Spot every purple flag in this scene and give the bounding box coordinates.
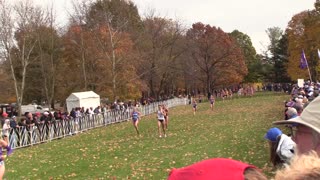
[300,50,308,69]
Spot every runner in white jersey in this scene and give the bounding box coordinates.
[157,105,166,138]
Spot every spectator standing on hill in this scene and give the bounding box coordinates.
[131,107,141,135]
[264,127,296,167]
[273,95,320,156]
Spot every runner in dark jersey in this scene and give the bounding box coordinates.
[192,100,197,115]
[131,107,141,135]
[209,95,215,111]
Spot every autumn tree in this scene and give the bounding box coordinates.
[86,0,143,41]
[301,1,320,81]
[67,0,95,91]
[139,16,185,98]
[286,11,317,81]
[186,23,247,92]
[63,0,144,101]
[229,30,261,82]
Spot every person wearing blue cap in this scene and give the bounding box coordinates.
[265,127,296,167]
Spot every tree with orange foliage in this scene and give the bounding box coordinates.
[186,22,247,92]
[286,1,320,81]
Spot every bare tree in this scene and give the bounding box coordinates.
[36,4,61,109]
[140,15,185,98]
[68,0,94,90]
[0,0,43,118]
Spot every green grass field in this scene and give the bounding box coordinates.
[5,92,289,179]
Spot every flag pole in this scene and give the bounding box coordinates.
[303,50,313,82]
[307,64,312,82]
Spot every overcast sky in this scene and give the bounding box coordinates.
[33,0,315,54]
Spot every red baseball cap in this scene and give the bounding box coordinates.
[168,158,257,180]
[2,112,8,117]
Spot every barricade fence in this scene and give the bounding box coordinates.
[5,98,187,149]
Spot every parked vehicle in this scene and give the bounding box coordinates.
[21,104,49,114]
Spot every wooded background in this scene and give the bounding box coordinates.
[0,0,320,110]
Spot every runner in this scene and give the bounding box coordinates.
[192,99,197,115]
[2,113,10,144]
[131,107,141,135]
[157,105,166,138]
[0,139,13,179]
[209,95,215,111]
[163,105,169,130]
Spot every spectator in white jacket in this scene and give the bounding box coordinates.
[265,127,296,167]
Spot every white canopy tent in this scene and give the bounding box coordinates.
[66,91,100,112]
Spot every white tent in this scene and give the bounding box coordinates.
[66,91,100,112]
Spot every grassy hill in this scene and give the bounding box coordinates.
[5,92,289,179]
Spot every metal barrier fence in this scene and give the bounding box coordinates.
[6,98,187,149]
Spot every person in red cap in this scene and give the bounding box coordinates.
[167,158,267,180]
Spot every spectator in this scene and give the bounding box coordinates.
[1,112,9,127]
[9,116,19,148]
[274,151,320,180]
[167,158,267,180]
[286,107,298,120]
[54,110,62,120]
[273,95,320,155]
[25,112,35,132]
[40,112,51,139]
[70,108,76,119]
[264,127,296,167]
[34,112,41,124]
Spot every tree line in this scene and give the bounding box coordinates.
[0,0,319,114]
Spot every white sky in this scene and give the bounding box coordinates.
[32,0,315,54]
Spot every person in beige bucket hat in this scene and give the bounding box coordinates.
[273,95,320,155]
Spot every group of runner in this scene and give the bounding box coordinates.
[130,104,169,138]
[130,95,216,137]
[192,95,216,115]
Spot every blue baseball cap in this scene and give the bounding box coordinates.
[264,127,282,142]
